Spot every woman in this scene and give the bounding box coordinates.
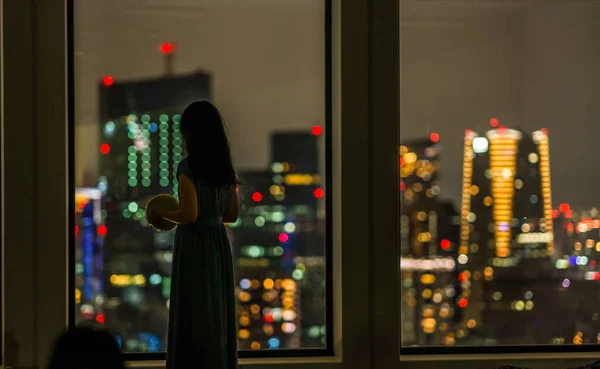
[148,101,239,369]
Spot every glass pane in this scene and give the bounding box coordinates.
[73,0,329,353]
[400,0,600,349]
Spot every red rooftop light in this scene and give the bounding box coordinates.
[559,203,570,213]
[440,239,451,249]
[100,143,111,155]
[97,225,107,236]
[103,76,114,86]
[251,192,263,203]
[312,125,323,136]
[160,43,175,54]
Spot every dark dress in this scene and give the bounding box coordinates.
[166,158,237,369]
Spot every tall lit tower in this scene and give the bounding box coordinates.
[459,123,553,264]
[487,128,521,258]
[400,133,454,258]
[228,130,325,350]
[456,121,554,345]
[399,134,461,346]
[533,129,554,255]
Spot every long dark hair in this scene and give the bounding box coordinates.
[180,101,239,186]
[47,327,125,369]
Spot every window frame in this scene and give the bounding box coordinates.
[2,0,379,368]
[9,0,599,368]
[2,0,70,368]
[395,0,600,366]
[66,0,335,361]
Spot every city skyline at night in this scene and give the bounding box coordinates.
[72,61,329,352]
[68,0,600,355]
[400,122,600,347]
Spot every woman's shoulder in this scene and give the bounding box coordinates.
[177,157,191,170]
[177,157,189,167]
[176,158,193,178]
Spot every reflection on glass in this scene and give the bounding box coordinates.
[73,0,327,353]
[400,0,600,347]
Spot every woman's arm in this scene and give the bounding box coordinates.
[155,174,198,225]
[223,186,239,223]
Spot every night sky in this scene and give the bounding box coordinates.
[74,0,325,185]
[75,0,600,209]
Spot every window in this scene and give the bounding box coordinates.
[71,0,332,356]
[400,0,600,353]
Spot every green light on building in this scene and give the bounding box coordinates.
[159,115,170,187]
[120,112,189,190]
[172,114,183,196]
[141,125,152,186]
[128,202,139,213]
[127,142,138,187]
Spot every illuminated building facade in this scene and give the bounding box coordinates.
[459,127,553,266]
[97,72,210,351]
[457,126,554,344]
[228,131,326,350]
[271,132,327,348]
[399,136,461,346]
[400,136,454,257]
[74,188,106,326]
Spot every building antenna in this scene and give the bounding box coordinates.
[160,43,176,76]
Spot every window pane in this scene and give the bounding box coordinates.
[400,0,600,349]
[73,0,329,353]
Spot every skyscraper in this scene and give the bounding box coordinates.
[270,132,327,348]
[459,127,553,265]
[457,126,554,344]
[228,130,326,350]
[74,188,106,326]
[399,136,461,346]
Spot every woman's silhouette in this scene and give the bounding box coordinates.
[148,101,239,369]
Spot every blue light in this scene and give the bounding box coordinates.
[139,333,161,353]
[240,278,251,289]
[268,337,280,349]
[82,213,95,302]
[104,121,115,136]
[149,122,158,133]
[569,256,578,266]
[148,335,160,352]
[114,335,123,349]
[149,274,162,285]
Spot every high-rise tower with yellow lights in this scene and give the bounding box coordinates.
[459,126,553,265]
[456,124,554,344]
